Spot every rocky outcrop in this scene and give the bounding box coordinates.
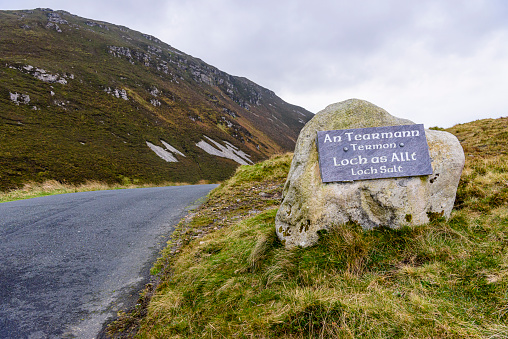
[275,99,465,248]
[10,64,72,84]
[105,87,128,100]
[85,21,108,30]
[45,11,67,32]
[107,44,267,111]
[142,34,162,44]
[10,92,30,105]
[47,12,68,25]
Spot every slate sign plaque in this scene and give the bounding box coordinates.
[316,124,433,182]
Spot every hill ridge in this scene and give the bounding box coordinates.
[0,8,313,190]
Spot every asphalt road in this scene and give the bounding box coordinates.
[0,184,218,339]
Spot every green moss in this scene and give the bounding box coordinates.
[426,210,445,222]
[316,99,414,131]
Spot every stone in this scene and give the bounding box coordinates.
[275,99,465,248]
[9,92,30,105]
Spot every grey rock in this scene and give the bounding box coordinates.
[105,87,128,100]
[148,45,162,54]
[149,87,160,97]
[275,99,465,248]
[109,46,132,59]
[10,92,30,105]
[85,21,108,30]
[142,34,162,44]
[15,65,70,84]
[46,22,62,33]
[47,12,68,25]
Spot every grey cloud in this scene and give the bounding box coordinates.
[2,0,508,127]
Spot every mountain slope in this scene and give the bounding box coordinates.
[0,8,313,190]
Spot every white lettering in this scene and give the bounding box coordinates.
[351,166,378,176]
[323,134,342,143]
[383,143,394,149]
[347,142,397,152]
[329,129,420,143]
[393,152,415,161]
[372,156,388,163]
[333,156,367,166]
[380,165,403,173]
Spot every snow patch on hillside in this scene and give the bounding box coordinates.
[146,140,185,162]
[196,136,253,165]
[161,140,185,157]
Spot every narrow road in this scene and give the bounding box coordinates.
[0,184,218,339]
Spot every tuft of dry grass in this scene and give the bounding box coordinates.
[0,179,202,203]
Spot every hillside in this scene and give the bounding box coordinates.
[0,8,313,190]
[108,117,508,338]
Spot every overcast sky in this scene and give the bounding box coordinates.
[3,0,508,127]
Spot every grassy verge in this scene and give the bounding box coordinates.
[0,179,206,203]
[110,119,508,338]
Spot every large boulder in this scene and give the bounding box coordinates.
[275,99,465,248]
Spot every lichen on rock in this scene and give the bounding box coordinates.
[275,99,465,248]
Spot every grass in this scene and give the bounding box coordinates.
[105,117,508,338]
[0,179,205,203]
